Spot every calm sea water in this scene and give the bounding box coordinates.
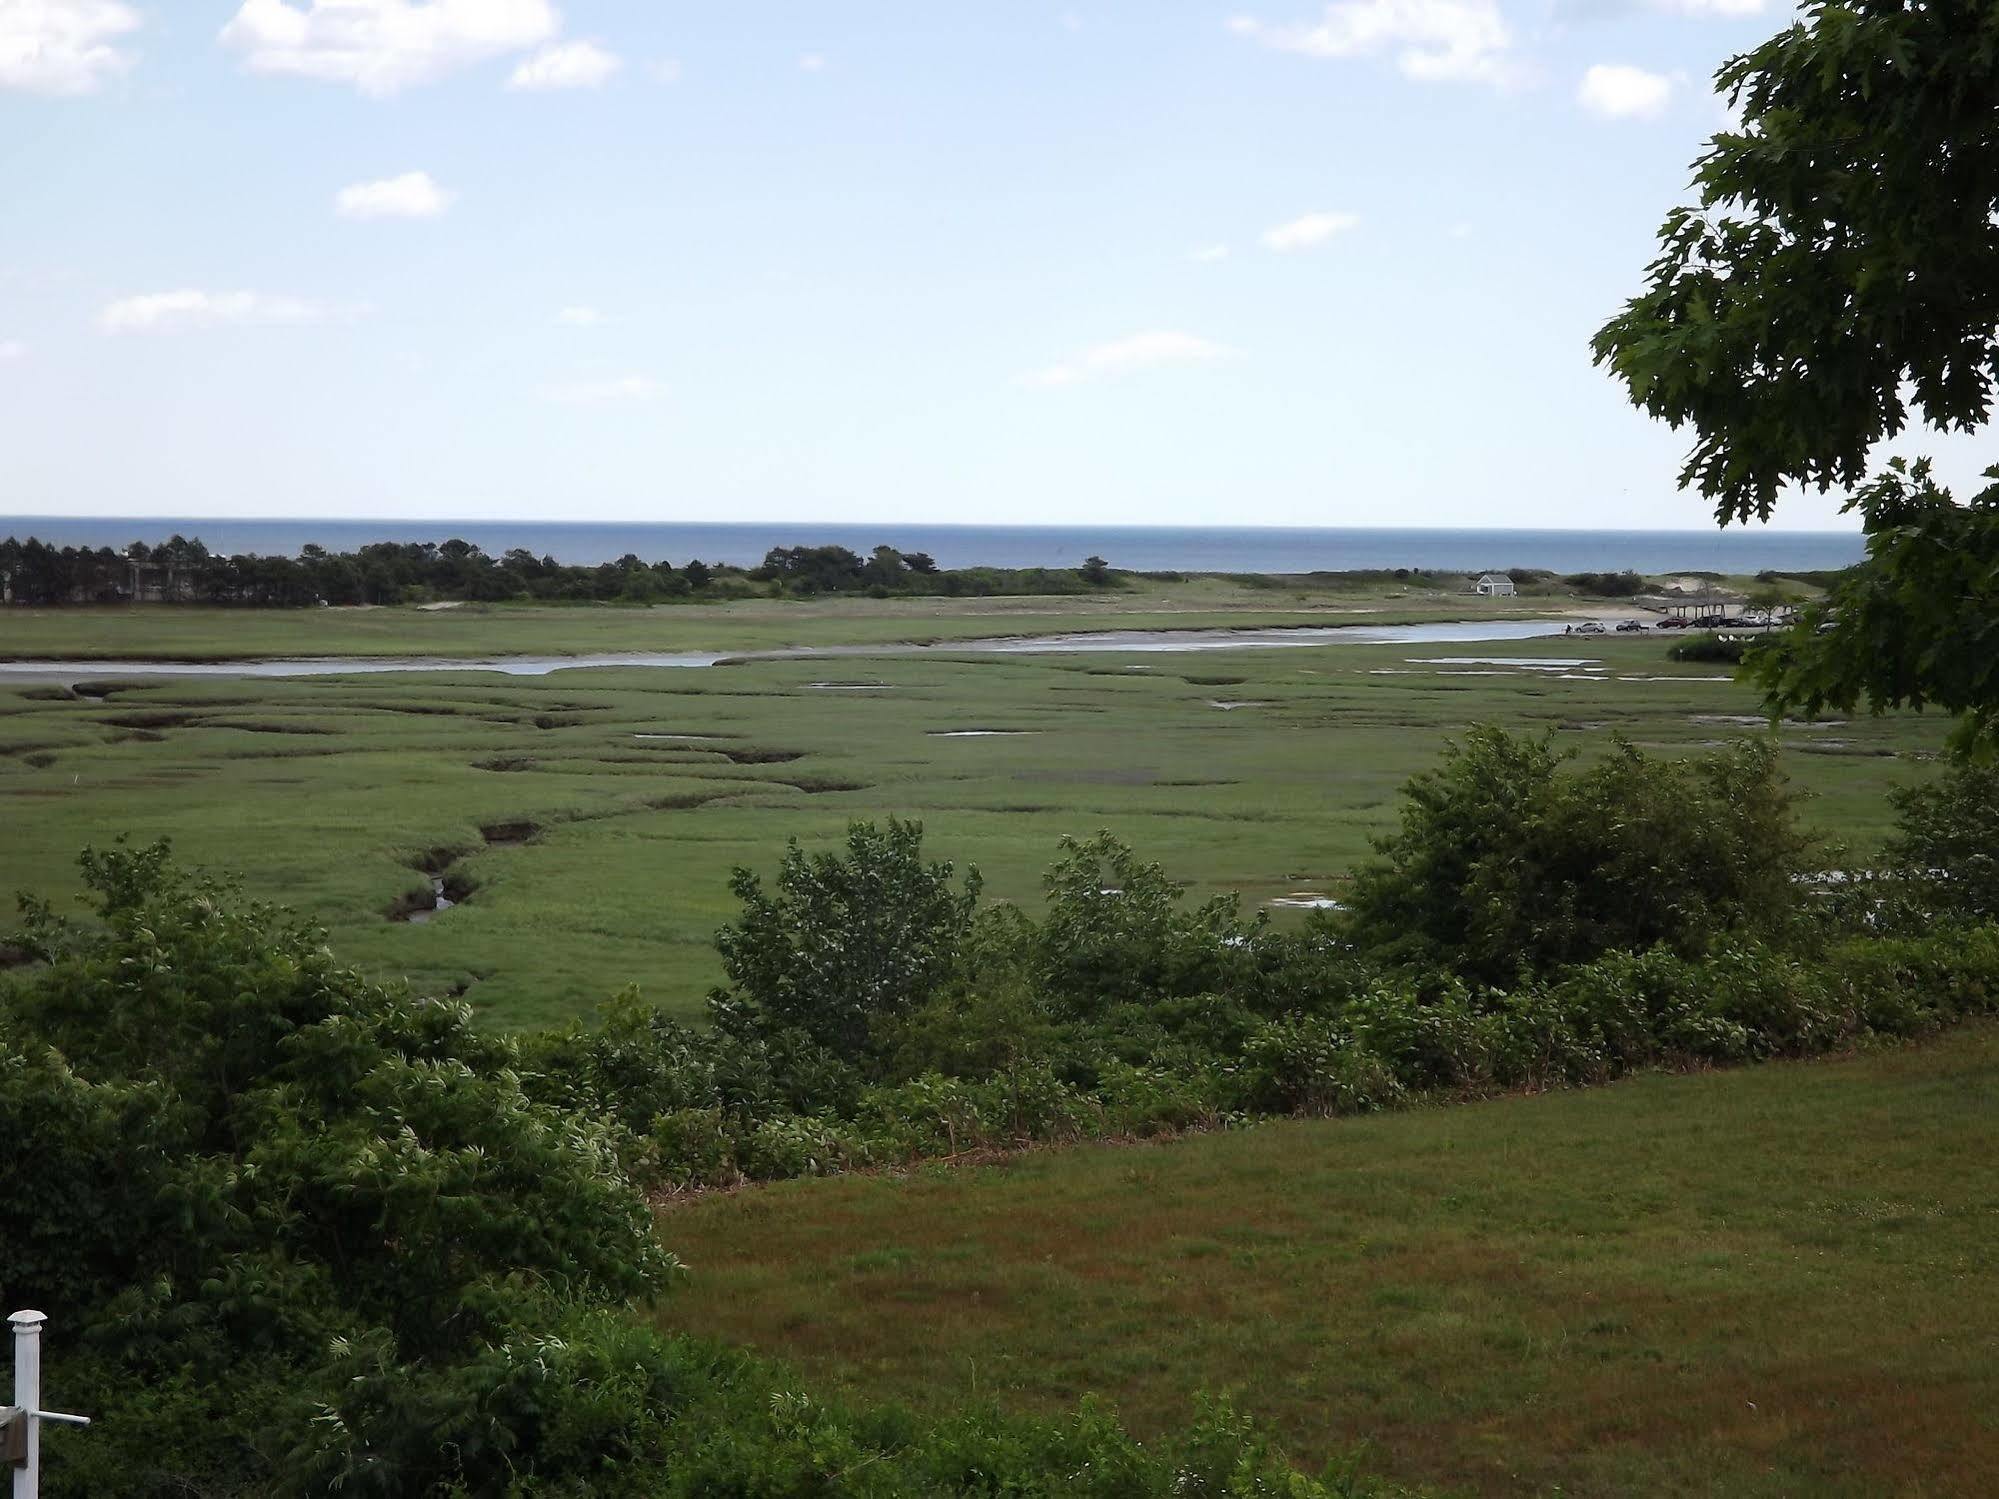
[0,518,1865,576]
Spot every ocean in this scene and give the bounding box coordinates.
[0,518,1866,577]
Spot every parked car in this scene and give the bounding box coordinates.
[1615,620,1649,632]
[1571,620,1607,635]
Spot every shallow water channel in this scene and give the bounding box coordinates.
[0,618,1578,682]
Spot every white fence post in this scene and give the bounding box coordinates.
[10,1310,42,1499]
[7,1310,89,1499]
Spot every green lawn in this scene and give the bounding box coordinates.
[657,1025,1999,1498]
[0,625,1941,1029]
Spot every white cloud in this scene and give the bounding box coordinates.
[335,170,452,220]
[1578,62,1673,119]
[218,0,559,95]
[0,339,26,360]
[0,0,140,95]
[1261,211,1360,252]
[1651,0,1766,14]
[507,38,620,91]
[1228,0,1513,86]
[798,52,826,72]
[98,289,331,334]
[557,304,604,326]
[1023,330,1234,389]
[649,56,681,83]
[542,374,663,404]
[1190,244,1231,263]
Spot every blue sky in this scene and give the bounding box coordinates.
[0,1,1960,529]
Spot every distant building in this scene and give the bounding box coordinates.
[1475,573,1516,597]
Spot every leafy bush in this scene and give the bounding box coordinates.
[2,845,674,1494]
[1343,728,1813,982]
[519,777,1999,1203]
[1035,831,1259,1012]
[1885,760,1999,921]
[714,818,982,1060]
[1563,569,1647,597]
[4,845,1423,1496]
[1242,1018,1403,1117]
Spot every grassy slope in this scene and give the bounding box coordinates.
[0,577,1576,661]
[657,1026,1999,1498]
[0,631,1939,1028]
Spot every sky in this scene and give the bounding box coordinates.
[0,0,1973,531]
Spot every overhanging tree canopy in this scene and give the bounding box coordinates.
[1594,0,1999,752]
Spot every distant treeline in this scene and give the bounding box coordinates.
[0,536,1118,608]
[1161,566,1654,596]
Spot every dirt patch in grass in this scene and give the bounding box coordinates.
[103,711,203,730]
[70,681,146,700]
[643,791,745,812]
[1181,675,1247,687]
[405,845,472,876]
[480,820,541,846]
[475,756,538,773]
[715,747,807,765]
[209,720,337,736]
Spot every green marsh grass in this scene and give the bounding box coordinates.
[0,575,1561,661]
[0,617,1938,1027]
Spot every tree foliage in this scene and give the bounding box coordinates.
[1593,0,1999,751]
[1592,0,1999,525]
[0,844,677,1493]
[714,818,983,1060]
[0,534,1125,608]
[1884,755,1999,919]
[1745,458,1999,754]
[1034,832,1258,1013]
[1344,728,1813,982]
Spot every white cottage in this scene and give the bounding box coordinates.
[1475,573,1517,597]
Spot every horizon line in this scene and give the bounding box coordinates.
[1,514,1866,538]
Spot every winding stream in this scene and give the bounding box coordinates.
[0,618,1579,682]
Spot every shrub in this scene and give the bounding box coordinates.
[1036,831,1259,1012]
[1563,569,1647,597]
[714,818,981,1061]
[3,845,674,1495]
[1824,926,1999,1036]
[1885,760,1999,921]
[1343,728,1814,982]
[1241,1017,1404,1116]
